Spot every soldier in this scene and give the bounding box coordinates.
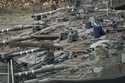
[112,19,118,32]
[51,0,58,10]
[43,1,49,12]
[67,29,79,42]
[90,17,105,38]
[43,50,55,65]
[75,0,81,9]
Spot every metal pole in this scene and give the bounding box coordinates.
[110,0,112,7]
[10,59,14,83]
[106,0,109,16]
[8,62,10,83]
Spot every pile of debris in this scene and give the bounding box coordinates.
[0,0,125,83]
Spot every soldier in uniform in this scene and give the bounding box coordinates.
[90,17,105,38]
[51,0,58,10]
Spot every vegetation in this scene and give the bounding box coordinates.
[0,0,66,13]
